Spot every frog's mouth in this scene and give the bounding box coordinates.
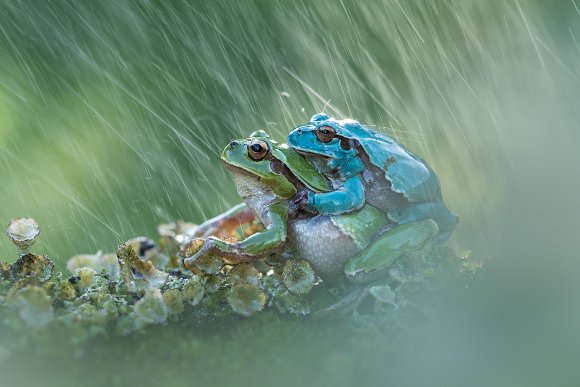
[221,160,258,178]
[293,149,332,159]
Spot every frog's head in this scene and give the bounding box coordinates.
[287,113,365,179]
[221,131,331,202]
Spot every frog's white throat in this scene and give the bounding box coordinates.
[226,166,279,226]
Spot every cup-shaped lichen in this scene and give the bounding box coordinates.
[282,259,316,295]
[6,218,40,253]
[227,284,266,317]
[182,277,205,306]
[228,263,261,286]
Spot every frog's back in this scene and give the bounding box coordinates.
[341,121,441,203]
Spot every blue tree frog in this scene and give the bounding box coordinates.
[287,114,458,241]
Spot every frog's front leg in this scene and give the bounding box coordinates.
[193,203,256,238]
[345,219,439,284]
[305,175,365,215]
[184,202,289,267]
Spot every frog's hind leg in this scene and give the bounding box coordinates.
[312,220,438,318]
[344,219,439,284]
[388,202,458,243]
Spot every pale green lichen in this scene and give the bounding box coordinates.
[203,275,222,293]
[181,278,205,306]
[73,268,97,290]
[117,241,168,289]
[227,284,266,317]
[8,285,53,328]
[9,253,54,283]
[162,288,184,315]
[228,263,261,286]
[56,279,78,301]
[134,288,168,324]
[67,252,119,281]
[0,216,481,349]
[282,259,316,295]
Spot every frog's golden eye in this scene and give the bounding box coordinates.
[248,140,269,161]
[315,125,336,143]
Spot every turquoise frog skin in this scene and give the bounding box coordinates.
[185,131,438,284]
[287,113,458,241]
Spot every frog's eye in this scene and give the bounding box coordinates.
[248,140,270,161]
[315,126,336,143]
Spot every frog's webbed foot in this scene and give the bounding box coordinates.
[185,203,289,272]
[289,189,315,216]
[310,287,369,320]
[183,238,244,271]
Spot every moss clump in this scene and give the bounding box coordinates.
[9,254,54,283]
[228,263,261,286]
[134,288,168,324]
[7,285,53,328]
[162,288,184,315]
[181,278,205,306]
[56,280,77,301]
[0,262,11,280]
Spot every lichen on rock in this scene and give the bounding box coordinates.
[0,216,481,348]
[134,288,168,324]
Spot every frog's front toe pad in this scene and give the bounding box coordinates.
[344,219,438,284]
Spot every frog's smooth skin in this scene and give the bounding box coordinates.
[185,131,437,283]
[287,113,458,241]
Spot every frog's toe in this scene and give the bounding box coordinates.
[310,286,369,319]
[388,202,458,239]
[344,219,438,284]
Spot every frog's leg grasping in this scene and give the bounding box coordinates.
[304,175,366,215]
[193,203,256,239]
[184,202,289,267]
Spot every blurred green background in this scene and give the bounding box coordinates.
[1,0,579,386]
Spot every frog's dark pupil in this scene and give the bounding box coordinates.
[251,143,263,153]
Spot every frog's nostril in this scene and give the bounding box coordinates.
[230,141,238,148]
[297,129,302,134]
